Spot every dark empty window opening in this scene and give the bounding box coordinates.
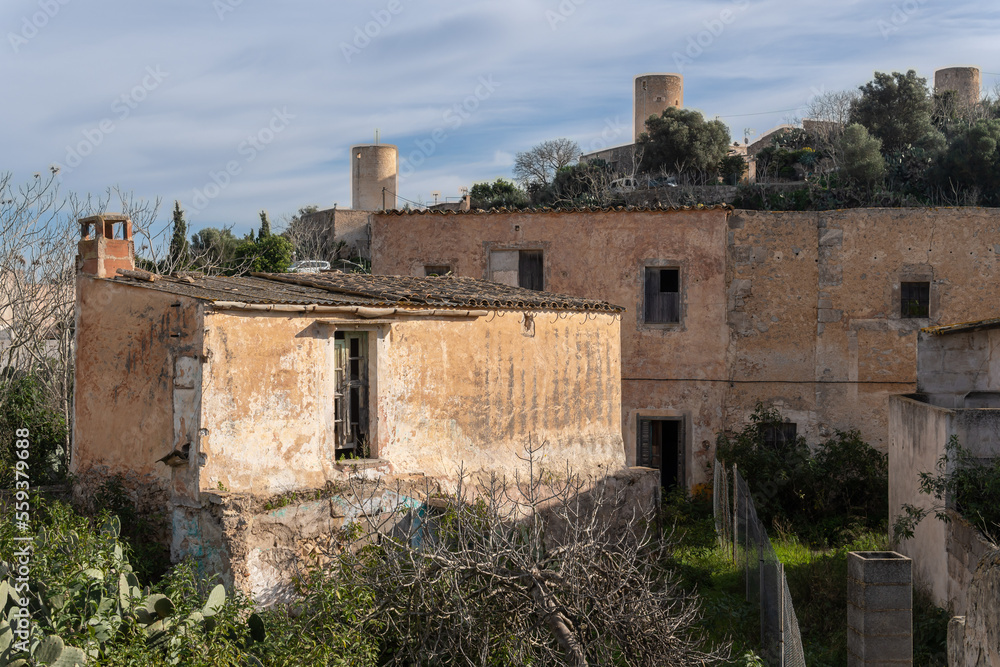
[763,422,797,448]
[334,331,370,459]
[424,265,452,277]
[518,250,544,291]
[637,417,684,491]
[644,267,680,324]
[901,282,930,318]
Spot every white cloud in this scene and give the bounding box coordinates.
[3,0,1000,235]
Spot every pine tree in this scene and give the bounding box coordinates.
[259,210,271,239]
[169,201,190,269]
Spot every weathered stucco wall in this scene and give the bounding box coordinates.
[889,394,951,604]
[371,208,728,485]
[199,310,352,494]
[72,277,203,493]
[728,208,1000,449]
[199,308,624,495]
[377,310,624,483]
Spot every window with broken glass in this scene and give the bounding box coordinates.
[334,331,369,459]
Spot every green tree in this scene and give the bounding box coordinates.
[849,70,943,153]
[168,201,189,269]
[469,178,529,209]
[190,226,242,274]
[637,107,731,178]
[839,124,886,185]
[932,119,1000,201]
[236,234,293,273]
[258,210,271,238]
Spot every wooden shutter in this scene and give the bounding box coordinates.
[644,268,680,323]
[518,250,544,291]
[638,417,652,467]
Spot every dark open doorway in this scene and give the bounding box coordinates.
[637,417,684,491]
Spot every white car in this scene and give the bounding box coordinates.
[288,260,331,274]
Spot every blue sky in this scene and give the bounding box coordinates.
[3,0,1000,237]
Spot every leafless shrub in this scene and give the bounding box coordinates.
[320,444,728,666]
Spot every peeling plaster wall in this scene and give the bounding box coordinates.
[377,311,624,484]
[199,311,340,495]
[198,309,624,495]
[72,277,203,495]
[371,208,728,485]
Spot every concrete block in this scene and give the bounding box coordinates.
[848,551,913,664]
[849,552,914,584]
[818,308,843,323]
[859,634,912,659]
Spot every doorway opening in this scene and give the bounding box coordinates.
[637,417,684,491]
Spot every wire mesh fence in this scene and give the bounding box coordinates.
[714,459,806,667]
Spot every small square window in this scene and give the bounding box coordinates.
[901,281,929,318]
[644,267,680,324]
[763,423,797,448]
[424,265,452,277]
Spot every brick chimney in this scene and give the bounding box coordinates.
[77,214,134,277]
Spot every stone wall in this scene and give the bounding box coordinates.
[175,465,659,604]
[727,207,1000,450]
[947,548,1000,667]
[947,511,997,616]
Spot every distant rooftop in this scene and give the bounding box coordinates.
[105,270,624,313]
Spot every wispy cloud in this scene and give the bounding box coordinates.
[3,0,1000,234]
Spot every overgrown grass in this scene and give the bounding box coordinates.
[663,491,950,666]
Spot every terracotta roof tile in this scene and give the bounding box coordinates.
[105,271,624,313]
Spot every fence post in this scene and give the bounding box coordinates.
[732,463,738,563]
[759,550,765,645]
[779,562,785,667]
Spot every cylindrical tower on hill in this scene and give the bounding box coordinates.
[351,144,398,211]
[634,74,684,142]
[934,66,981,108]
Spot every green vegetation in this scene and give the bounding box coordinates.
[0,369,68,490]
[715,405,888,546]
[662,490,949,666]
[637,107,731,180]
[167,201,190,270]
[468,177,529,209]
[894,435,1000,541]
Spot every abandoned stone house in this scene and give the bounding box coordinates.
[71,213,649,598]
[369,205,1000,488]
[890,317,1000,613]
